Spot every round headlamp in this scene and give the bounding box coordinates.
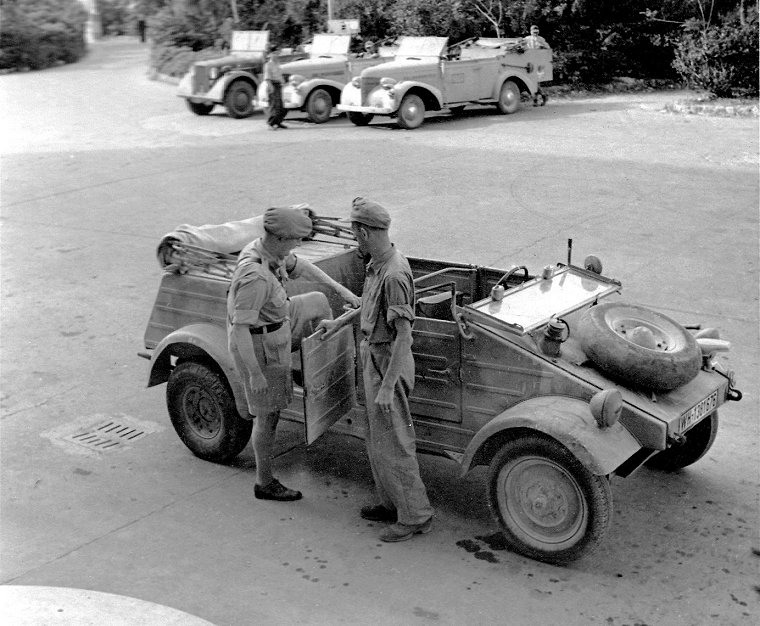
[351,76,361,88]
[380,77,397,89]
[209,67,219,80]
[289,74,306,87]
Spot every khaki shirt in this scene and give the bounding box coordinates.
[360,245,415,343]
[227,239,302,328]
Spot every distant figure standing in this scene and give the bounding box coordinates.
[263,47,287,130]
[523,25,549,49]
[137,18,146,43]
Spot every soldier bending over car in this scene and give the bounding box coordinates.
[227,206,360,501]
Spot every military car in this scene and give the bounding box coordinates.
[256,34,394,124]
[338,36,552,129]
[141,224,741,564]
[177,31,305,119]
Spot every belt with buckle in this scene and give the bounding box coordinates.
[250,321,284,335]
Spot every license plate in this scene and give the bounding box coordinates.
[679,390,718,432]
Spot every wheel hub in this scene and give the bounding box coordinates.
[612,317,673,351]
[182,386,221,438]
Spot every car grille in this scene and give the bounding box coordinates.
[192,65,210,95]
[361,77,380,105]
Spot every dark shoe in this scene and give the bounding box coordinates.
[277,123,288,129]
[379,517,433,542]
[254,478,302,501]
[360,504,397,523]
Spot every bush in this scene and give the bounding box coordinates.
[149,42,224,77]
[0,0,88,71]
[673,11,759,98]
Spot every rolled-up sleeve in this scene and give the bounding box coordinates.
[230,274,268,326]
[384,274,415,325]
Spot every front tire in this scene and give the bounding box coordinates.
[397,93,425,129]
[497,80,521,114]
[186,100,214,116]
[646,412,719,471]
[224,80,256,119]
[167,361,252,463]
[306,88,333,123]
[487,435,612,564]
[348,112,374,126]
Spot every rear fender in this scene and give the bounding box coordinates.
[147,324,247,417]
[459,396,641,476]
[493,71,534,99]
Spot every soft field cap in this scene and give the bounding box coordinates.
[345,197,391,229]
[263,206,312,238]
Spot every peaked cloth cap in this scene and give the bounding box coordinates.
[346,197,391,229]
[263,206,312,238]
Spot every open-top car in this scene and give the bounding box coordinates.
[177,31,306,119]
[141,223,741,564]
[256,34,395,124]
[338,36,552,129]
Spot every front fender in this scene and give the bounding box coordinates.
[395,82,443,110]
[459,396,641,477]
[147,323,247,417]
[208,71,259,102]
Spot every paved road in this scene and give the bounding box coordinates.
[1,38,758,626]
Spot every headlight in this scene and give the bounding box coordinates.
[380,77,397,89]
[289,74,305,87]
[209,67,219,80]
[590,389,622,428]
[351,76,361,88]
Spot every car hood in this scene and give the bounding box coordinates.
[359,58,437,79]
[281,57,347,76]
[194,54,264,69]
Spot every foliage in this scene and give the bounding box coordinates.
[0,0,88,70]
[672,8,759,97]
[99,0,135,36]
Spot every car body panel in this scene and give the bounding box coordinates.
[338,37,553,123]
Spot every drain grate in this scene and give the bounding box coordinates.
[62,420,148,451]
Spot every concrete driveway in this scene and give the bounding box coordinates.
[1,37,758,626]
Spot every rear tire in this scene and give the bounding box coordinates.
[186,100,214,116]
[497,80,521,114]
[224,80,256,118]
[306,88,333,123]
[348,112,374,126]
[397,94,425,129]
[487,435,612,564]
[167,361,252,463]
[646,412,719,471]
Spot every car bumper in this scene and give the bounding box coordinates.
[337,104,395,115]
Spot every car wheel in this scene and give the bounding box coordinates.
[186,100,214,116]
[497,80,521,114]
[577,302,702,391]
[646,412,719,471]
[487,435,612,564]
[397,93,425,129]
[224,80,256,118]
[167,361,252,463]
[306,88,333,124]
[348,112,374,126]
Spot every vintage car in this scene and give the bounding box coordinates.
[177,30,305,119]
[141,224,741,565]
[338,36,552,129]
[256,34,394,124]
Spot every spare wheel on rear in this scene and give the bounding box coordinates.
[577,302,701,392]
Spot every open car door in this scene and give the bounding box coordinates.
[301,325,357,444]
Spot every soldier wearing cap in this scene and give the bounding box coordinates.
[228,206,361,501]
[263,45,287,129]
[318,197,434,541]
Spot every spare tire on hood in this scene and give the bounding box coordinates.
[577,302,701,392]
